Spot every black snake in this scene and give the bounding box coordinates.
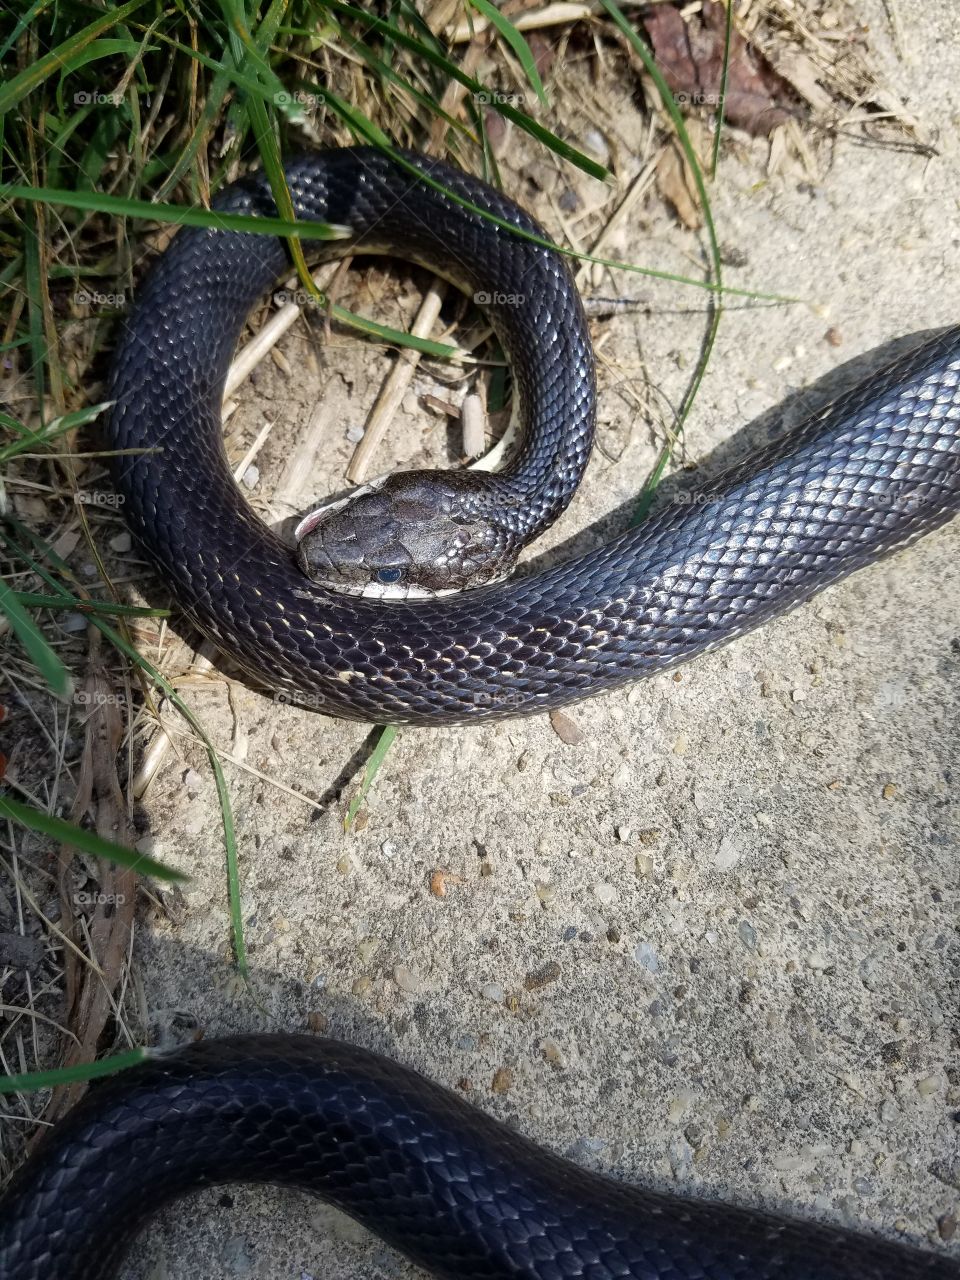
[0,1034,956,1279]
[2,149,958,1278]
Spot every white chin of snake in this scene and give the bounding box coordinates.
[294,477,461,602]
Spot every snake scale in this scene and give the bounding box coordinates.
[2,149,958,1278]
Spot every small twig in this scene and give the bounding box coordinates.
[450,2,593,42]
[345,283,448,484]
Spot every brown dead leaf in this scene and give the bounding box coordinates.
[643,0,797,137]
[43,661,137,1128]
[656,139,702,229]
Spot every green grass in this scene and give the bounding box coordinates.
[0,0,755,1096]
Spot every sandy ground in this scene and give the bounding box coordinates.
[97,1,960,1275]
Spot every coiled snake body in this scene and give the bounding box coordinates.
[103,147,960,723]
[2,150,957,1278]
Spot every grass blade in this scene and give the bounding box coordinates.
[4,184,351,241]
[0,1047,148,1094]
[597,0,726,521]
[1,519,248,977]
[0,795,186,882]
[0,576,72,698]
[467,0,548,106]
[316,1,606,180]
[0,0,146,116]
[344,726,398,832]
[0,401,112,462]
[12,594,168,617]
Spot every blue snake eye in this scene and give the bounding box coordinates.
[376,568,404,584]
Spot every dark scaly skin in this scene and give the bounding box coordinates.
[105,148,960,723]
[0,1035,956,1280]
[46,149,955,1276]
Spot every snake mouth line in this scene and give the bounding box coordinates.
[293,475,390,543]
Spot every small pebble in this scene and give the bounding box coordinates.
[916,1074,942,1098]
[62,613,89,633]
[882,783,898,800]
[568,1136,605,1159]
[357,938,379,965]
[635,853,654,877]
[824,326,843,346]
[345,425,364,443]
[182,768,202,797]
[738,921,758,952]
[491,1066,513,1094]
[394,965,421,994]
[562,925,578,942]
[223,1235,254,1274]
[714,834,742,870]
[550,709,584,744]
[352,976,371,996]
[482,982,505,1002]
[582,127,610,164]
[241,464,259,489]
[938,1214,957,1242]
[109,530,132,553]
[542,1038,567,1067]
[594,882,617,906]
[634,941,659,973]
[524,960,561,991]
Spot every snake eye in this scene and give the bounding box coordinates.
[375,567,404,584]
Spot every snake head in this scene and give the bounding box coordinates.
[295,471,518,599]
